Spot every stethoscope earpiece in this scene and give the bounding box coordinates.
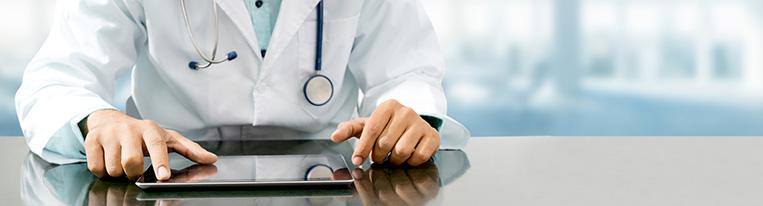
[226,51,238,61]
[188,51,236,70]
[188,61,199,70]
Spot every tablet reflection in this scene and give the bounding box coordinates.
[20,148,469,206]
[160,164,218,183]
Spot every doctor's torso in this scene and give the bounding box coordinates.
[132,0,363,132]
[16,0,461,164]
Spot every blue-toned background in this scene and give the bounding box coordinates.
[2,0,763,136]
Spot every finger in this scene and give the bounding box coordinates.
[85,134,107,178]
[158,199,182,206]
[120,137,145,180]
[407,164,440,186]
[352,169,377,206]
[142,126,171,180]
[87,180,108,206]
[370,167,391,194]
[106,183,126,206]
[373,167,406,206]
[123,185,143,206]
[354,103,396,165]
[332,168,351,180]
[391,169,424,206]
[186,165,218,181]
[372,111,409,163]
[410,167,441,199]
[389,129,423,165]
[173,164,218,182]
[103,144,124,177]
[330,118,365,143]
[407,131,440,166]
[167,130,218,164]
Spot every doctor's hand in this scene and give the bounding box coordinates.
[82,110,217,181]
[331,100,440,166]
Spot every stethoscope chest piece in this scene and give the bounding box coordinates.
[303,74,334,106]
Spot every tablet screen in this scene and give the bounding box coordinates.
[138,154,352,184]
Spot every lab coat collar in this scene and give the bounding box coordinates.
[216,0,320,69]
[216,0,263,63]
[264,0,321,69]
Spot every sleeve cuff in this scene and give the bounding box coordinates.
[420,115,444,131]
[40,104,116,164]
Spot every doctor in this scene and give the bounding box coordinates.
[16,0,468,181]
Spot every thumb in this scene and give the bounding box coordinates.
[331,118,366,143]
[166,130,218,164]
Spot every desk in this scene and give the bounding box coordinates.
[3,136,763,205]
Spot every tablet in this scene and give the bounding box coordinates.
[135,154,353,189]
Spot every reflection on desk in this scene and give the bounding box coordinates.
[20,148,470,206]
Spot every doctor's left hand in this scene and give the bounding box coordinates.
[331,100,440,166]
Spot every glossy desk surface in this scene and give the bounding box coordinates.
[3,136,763,205]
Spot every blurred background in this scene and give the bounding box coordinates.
[1,0,762,137]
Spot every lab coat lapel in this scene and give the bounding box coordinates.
[262,0,320,69]
[217,0,264,63]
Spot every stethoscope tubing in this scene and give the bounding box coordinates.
[181,0,226,66]
[315,0,324,72]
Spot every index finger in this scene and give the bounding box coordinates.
[142,128,171,181]
[167,130,217,164]
[353,104,394,165]
[331,118,366,143]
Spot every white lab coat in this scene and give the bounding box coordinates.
[16,0,469,164]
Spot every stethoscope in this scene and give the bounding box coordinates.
[180,0,334,106]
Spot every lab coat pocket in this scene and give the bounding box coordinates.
[298,15,359,122]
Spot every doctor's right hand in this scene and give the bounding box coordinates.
[82,109,217,181]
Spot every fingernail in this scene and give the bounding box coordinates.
[157,165,170,179]
[352,156,363,165]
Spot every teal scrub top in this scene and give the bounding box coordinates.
[244,0,282,57]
